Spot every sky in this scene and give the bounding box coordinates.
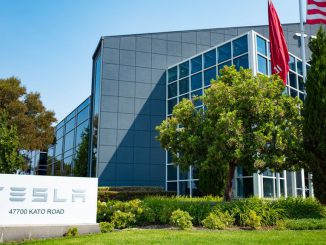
[0,0,306,122]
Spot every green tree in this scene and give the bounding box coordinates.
[157,66,304,200]
[0,114,24,173]
[303,27,326,204]
[73,128,90,177]
[0,77,56,150]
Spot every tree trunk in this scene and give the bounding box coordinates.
[224,161,236,201]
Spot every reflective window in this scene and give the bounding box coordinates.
[168,66,178,82]
[168,98,177,115]
[191,89,203,107]
[218,42,231,63]
[64,130,75,152]
[56,120,64,131]
[76,120,89,148]
[237,178,253,198]
[179,181,190,195]
[233,54,249,70]
[179,169,189,180]
[65,111,75,123]
[258,55,268,75]
[299,93,305,102]
[77,97,90,112]
[65,118,75,133]
[191,72,202,90]
[77,106,89,125]
[204,67,216,86]
[179,61,189,79]
[204,49,216,68]
[218,60,232,75]
[168,165,177,180]
[167,151,173,163]
[289,72,297,88]
[192,167,199,179]
[191,55,202,74]
[263,178,275,198]
[297,60,303,75]
[257,36,267,56]
[290,88,298,98]
[55,138,63,157]
[56,126,64,139]
[167,182,177,192]
[63,155,73,176]
[168,82,178,98]
[179,93,189,101]
[289,55,296,71]
[298,77,304,91]
[233,35,248,57]
[179,77,189,94]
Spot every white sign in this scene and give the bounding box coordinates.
[0,174,98,225]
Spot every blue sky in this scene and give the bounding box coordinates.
[0,0,306,122]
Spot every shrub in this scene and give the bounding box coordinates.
[111,211,136,229]
[202,211,234,230]
[98,186,175,201]
[64,227,78,237]
[99,222,114,233]
[243,210,262,229]
[282,218,326,230]
[272,197,326,219]
[170,209,193,230]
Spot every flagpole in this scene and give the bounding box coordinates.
[299,0,307,82]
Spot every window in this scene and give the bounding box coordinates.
[77,106,89,125]
[168,165,177,180]
[168,66,178,82]
[179,93,189,102]
[191,89,203,107]
[297,60,303,75]
[289,72,297,88]
[56,126,64,139]
[179,168,190,180]
[65,118,75,133]
[168,98,177,115]
[233,54,249,70]
[55,138,63,157]
[191,72,202,90]
[258,55,268,75]
[298,77,304,91]
[64,130,75,152]
[218,60,232,75]
[237,178,253,198]
[204,67,216,86]
[179,77,189,94]
[179,61,189,79]
[233,35,248,57]
[168,82,178,98]
[77,98,90,113]
[290,89,298,98]
[257,36,267,56]
[289,55,296,71]
[204,49,216,68]
[191,55,202,74]
[65,111,75,123]
[76,120,89,148]
[179,181,190,195]
[167,182,177,192]
[218,42,231,63]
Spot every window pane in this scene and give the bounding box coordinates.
[257,36,267,55]
[168,98,177,114]
[289,55,296,71]
[191,55,202,74]
[297,60,303,75]
[204,49,216,68]
[299,92,305,102]
[76,120,89,148]
[204,67,216,86]
[179,61,189,79]
[77,106,89,125]
[179,181,190,195]
[65,118,75,133]
[233,54,249,70]
[55,138,63,157]
[56,126,64,139]
[298,76,304,91]
[168,165,177,180]
[167,151,173,163]
[64,130,75,152]
[191,72,202,90]
[289,72,297,88]
[233,35,248,57]
[179,77,189,94]
[168,66,177,82]
[167,182,177,192]
[218,60,232,75]
[218,42,231,63]
[192,167,199,179]
[179,93,189,101]
[237,178,253,198]
[258,55,268,74]
[263,178,275,198]
[168,82,178,98]
[179,169,190,180]
[191,89,203,107]
[63,155,73,176]
[66,111,75,122]
[290,88,298,98]
[192,181,201,196]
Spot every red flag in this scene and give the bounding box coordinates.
[307,0,326,25]
[268,0,290,85]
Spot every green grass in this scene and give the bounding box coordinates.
[10,229,326,245]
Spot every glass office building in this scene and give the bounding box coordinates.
[166,31,313,198]
[47,97,91,177]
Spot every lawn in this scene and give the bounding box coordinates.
[11,229,326,245]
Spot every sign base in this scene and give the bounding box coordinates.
[0,223,100,243]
